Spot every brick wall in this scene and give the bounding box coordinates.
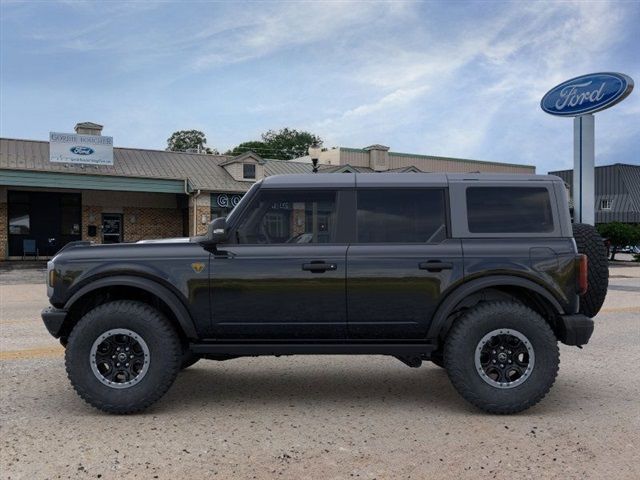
[81,205,103,243]
[123,206,183,242]
[188,194,211,236]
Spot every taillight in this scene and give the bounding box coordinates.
[577,254,588,295]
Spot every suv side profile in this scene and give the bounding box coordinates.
[42,173,607,414]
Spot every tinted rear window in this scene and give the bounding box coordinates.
[357,189,447,243]
[466,187,554,233]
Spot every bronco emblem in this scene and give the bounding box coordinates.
[191,262,205,273]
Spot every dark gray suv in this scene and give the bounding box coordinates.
[42,173,608,414]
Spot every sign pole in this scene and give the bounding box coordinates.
[573,114,595,225]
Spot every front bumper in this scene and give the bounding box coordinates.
[557,314,594,346]
[41,306,68,338]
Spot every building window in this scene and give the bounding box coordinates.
[243,163,256,180]
[211,193,244,220]
[600,199,612,210]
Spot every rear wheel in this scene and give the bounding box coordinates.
[572,223,609,317]
[65,300,181,414]
[444,301,559,414]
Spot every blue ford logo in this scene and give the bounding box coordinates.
[541,72,633,116]
[70,146,95,155]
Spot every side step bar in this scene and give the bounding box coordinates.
[190,342,436,356]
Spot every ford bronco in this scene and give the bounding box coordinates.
[42,173,608,414]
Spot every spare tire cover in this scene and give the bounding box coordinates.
[572,223,609,317]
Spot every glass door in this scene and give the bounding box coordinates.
[102,213,123,243]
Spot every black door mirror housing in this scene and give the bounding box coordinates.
[207,217,228,244]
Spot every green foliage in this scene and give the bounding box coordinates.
[596,222,640,260]
[167,130,216,154]
[225,141,270,157]
[226,128,322,160]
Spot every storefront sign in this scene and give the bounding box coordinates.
[215,193,243,208]
[49,132,114,165]
[541,72,634,117]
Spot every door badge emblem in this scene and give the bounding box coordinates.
[191,262,206,273]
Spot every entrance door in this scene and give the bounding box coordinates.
[102,214,123,243]
[210,188,348,340]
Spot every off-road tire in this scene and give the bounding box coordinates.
[572,223,608,318]
[444,301,559,414]
[180,350,201,370]
[65,300,181,414]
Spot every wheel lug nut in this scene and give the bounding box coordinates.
[116,363,120,366]
[492,350,496,354]
[126,363,129,367]
[500,364,504,368]
[492,359,497,363]
[500,346,504,350]
[112,355,116,359]
[130,355,134,359]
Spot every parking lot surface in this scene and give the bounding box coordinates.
[1,264,639,479]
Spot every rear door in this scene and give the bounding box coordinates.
[346,187,464,339]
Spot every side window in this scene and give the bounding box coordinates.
[356,189,447,243]
[235,190,337,244]
[466,187,554,233]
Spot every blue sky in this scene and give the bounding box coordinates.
[1,0,638,173]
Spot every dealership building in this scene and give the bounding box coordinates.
[0,122,535,260]
[549,163,640,224]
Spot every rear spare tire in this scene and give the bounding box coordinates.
[572,223,609,317]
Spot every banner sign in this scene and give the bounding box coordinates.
[541,72,634,117]
[49,132,114,165]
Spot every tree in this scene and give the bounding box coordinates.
[596,222,640,260]
[225,141,270,157]
[167,130,217,154]
[226,128,322,160]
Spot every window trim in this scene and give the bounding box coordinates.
[353,187,449,245]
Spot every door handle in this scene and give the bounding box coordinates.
[418,261,453,272]
[302,261,337,273]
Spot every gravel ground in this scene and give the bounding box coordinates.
[0,265,639,479]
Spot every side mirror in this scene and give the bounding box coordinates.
[207,217,228,244]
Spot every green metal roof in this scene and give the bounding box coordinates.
[0,169,187,194]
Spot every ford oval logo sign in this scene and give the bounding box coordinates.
[541,72,633,116]
[70,146,95,155]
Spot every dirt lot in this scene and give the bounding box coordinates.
[1,264,639,479]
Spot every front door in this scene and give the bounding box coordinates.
[210,188,348,339]
[346,188,464,339]
[102,214,123,244]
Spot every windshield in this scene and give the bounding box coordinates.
[225,181,261,225]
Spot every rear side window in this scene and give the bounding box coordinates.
[466,187,554,233]
[357,189,447,243]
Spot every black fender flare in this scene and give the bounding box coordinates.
[64,275,198,339]
[427,275,565,340]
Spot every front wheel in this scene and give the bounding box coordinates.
[65,300,182,414]
[444,301,559,414]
